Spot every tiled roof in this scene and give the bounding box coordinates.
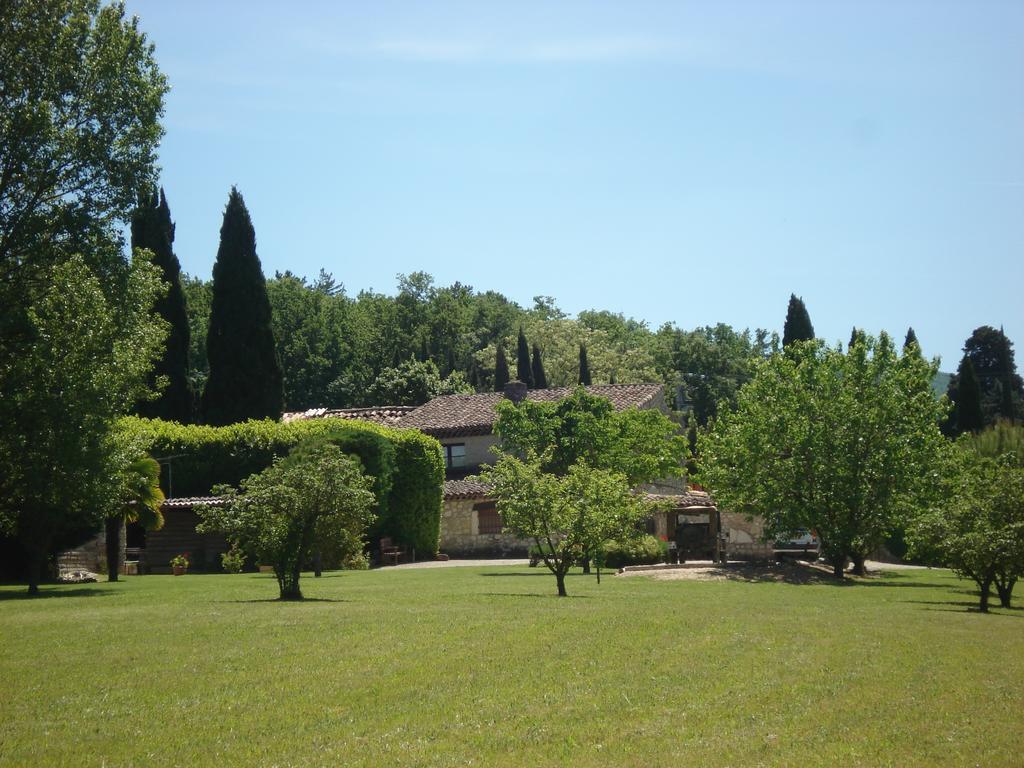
[281,406,415,426]
[400,384,664,438]
[162,496,228,509]
[646,490,716,508]
[444,478,492,500]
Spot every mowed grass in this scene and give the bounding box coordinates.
[1,566,1021,768]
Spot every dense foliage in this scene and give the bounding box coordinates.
[944,326,1023,434]
[132,188,193,423]
[485,389,684,595]
[199,441,376,599]
[120,416,443,555]
[0,0,168,591]
[202,188,283,425]
[782,294,815,347]
[907,443,1024,611]
[698,334,947,578]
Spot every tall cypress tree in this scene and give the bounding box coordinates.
[201,187,283,425]
[950,355,984,435]
[494,344,510,391]
[132,188,194,423]
[782,294,815,347]
[578,343,591,385]
[516,327,533,387]
[531,344,548,389]
[903,327,920,354]
[848,327,864,350]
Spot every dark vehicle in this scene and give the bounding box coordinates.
[670,508,727,563]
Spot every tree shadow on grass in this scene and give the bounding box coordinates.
[217,596,348,604]
[0,586,120,601]
[904,599,1024,616]
[481,592,592,599]
[479,571,556,578]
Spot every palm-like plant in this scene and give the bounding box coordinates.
[106,456,165,582]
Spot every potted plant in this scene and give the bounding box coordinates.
[170,553,189,576]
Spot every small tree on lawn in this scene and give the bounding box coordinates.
[484,387,685,595]
[199,440,375,600]
[907,445,1024,611]
[483,456,653,596]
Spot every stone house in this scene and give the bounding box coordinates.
[397,381,701,556]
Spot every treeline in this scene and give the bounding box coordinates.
[180,267,783,420]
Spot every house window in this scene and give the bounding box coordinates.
[475,502,502,535]
[444,443,466,469]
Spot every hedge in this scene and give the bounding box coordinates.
[119,416,444,556]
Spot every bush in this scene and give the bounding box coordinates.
[220,542,245,573]
[118,416,444,555]
[599,536,667,569]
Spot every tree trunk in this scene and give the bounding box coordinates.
[851,554,866,577]
[832,559,845,579]
[978,576,993,613]
[105,517,122,582]
[581,556,590,575]
[555,571,568,597]
[27,548,43,595]
[279,561,303,600]
[313,549,322,578]
[995,575,1016,609]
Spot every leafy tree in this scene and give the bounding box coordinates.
[578,344,592,385]
[483,457,653,596]
[698,334,946,577]
[485,388,684,595]
[0,2,168,592]
[848,327,864,350]
[181,274,213,397]
[782,294,815,347]
[531,344,548,389]
[966,420,1024,463]
[368,358,472,406]
[267,271,351,410]
[201,188,283,424]
[106,455,165,582]
[0,0,166,293]
[0,256,166,592]
[517,327,533,387]
[200,441,375,600]
[947,355,984,436]
[652,323,776,425]
[907,445,1024,611]
[494,344,510,391]
[132,188,193,423]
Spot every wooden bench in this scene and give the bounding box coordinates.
[379,537,405,566]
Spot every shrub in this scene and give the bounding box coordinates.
[599,536,667,569]
[118,416,444,555]
[220,542,245,573]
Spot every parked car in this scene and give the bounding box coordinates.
[773,529,820,559]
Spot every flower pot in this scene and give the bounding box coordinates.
[172,565,186,576]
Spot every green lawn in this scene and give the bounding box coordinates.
[1,566,1021,767]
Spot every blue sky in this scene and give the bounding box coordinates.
[126,0,1022,369]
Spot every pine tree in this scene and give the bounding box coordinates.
[517,327,533,387]
[132,188,194,423]
[782,294,815,347]
[531,344,548,389]
[848,327,864,350]
[494,344,510,391]
[950,355,984,435]
[903,327,920,355]
[201,188,283,425]
[578,343,592,385]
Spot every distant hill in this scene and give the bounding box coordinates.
[932,371,951,396]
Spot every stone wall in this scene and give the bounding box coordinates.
[440,497,531,556]
[720,511,774,560]
[57,526,124,575]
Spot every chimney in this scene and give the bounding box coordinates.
[503,380,528,404]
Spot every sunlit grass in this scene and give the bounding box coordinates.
[1,566,1021,767]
